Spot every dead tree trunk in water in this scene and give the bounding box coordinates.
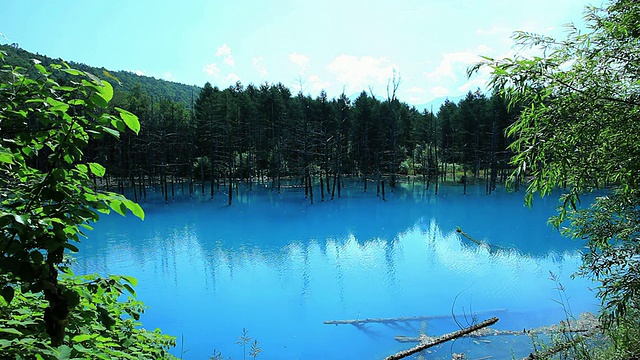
[308,172,314,204]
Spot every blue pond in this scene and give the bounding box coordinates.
[73,181,597,359]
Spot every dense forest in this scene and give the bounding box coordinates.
[2,44,518,205]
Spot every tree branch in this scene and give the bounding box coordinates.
[384,317,499,360]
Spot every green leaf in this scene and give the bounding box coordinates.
[0,328,22,336]
[76,164,88,173]
[88,162,106,177]
[1,286,14,304]
[72,334,94,343]
[0,339,12,347]
[12,214,28,225]
[123,283,136,296]
[120,275,138,287]
[61,68,84,76]
[57,345,72,360]
[53,85,76,92]
[97,306,117,329]
[89,93,108,108]
[0,149,14,164]
[99,79,114,102]
[115,107,140,135]
[34,63,47,75]
[102,126,120,138]
[103,70,121,85]
[123,199,145,220]
[46,97,69,113]
[109,199,127,216]
[64,243,79,252]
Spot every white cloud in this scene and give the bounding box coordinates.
[162,71,176,82]
[307,74,331,93]
[215,44,234,67]
[425,50,482,83]
[225,72,241,84]
[429,86,450,98]
[289,52,310,72]
[203,63,220,77]
[406,86,426,94]
[252,56,268,77]
[457,65,492,94]
[403,86,428,105]
[134,70,146,76]
[327,55,397,93]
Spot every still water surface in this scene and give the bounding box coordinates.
[74,182,597,359]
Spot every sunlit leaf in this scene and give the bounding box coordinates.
[61,68,84,76]
[72,334,93,343]
[88,162,106,177]
[122,199,145,220]
[0,149,14,164]
[115,107,140,135]
[109,199,127,216]
[120,275,138,287]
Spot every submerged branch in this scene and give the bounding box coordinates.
[323,309,506,326]
[456,227,504,252]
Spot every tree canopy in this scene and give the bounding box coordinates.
[475,0,640,326]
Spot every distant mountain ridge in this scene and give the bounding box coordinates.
[413,95,466,114]
[344,92,465,114]
[0,44,201,108]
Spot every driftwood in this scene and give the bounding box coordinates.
[384,317,499,360]
[323,309,506,326]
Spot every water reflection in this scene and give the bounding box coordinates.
[74,185,597,359]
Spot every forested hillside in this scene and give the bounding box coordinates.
[1,44,519,205]
[0,44,200,106]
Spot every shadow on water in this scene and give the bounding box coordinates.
[73,182,598,359]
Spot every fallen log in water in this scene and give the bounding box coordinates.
[395,311,598,343]
[323,308,506,326]
[384,317,500,360]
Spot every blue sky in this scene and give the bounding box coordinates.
[2,0,594,104]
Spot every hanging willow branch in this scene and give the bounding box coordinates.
[384,317,499,360]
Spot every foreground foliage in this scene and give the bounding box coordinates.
[0,271,176,359]
[475,0,640,356]
[0,50,176,357]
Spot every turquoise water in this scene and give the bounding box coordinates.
[73,182,597,359]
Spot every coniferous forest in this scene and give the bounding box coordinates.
[1,44,518,205]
